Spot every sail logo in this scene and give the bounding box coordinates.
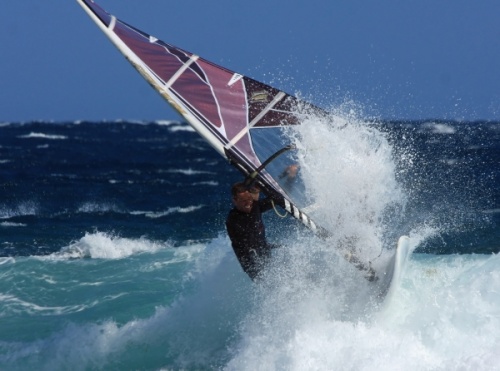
[250,91,270,103]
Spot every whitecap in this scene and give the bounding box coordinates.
[154,119,175,126]
[421,122,456,134]
[169,125,195,132]
[18,132,68,140]
[192,181,219,186]
[77,202,121,214]
[0,202,38,219]
[163,168,216,176]
[0,221,27,227]
[130,205,204,218]
[55,232,171,260]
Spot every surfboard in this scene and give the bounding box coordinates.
[377,235,411,306]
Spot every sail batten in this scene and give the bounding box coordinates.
[165,55,200,89]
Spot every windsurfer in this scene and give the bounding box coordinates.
[226,182,277,280]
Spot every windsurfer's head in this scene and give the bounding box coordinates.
[231,182,254,213]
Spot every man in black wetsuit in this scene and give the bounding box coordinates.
[226,182,378,282]
[226,182,276,280]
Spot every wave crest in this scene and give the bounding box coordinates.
[57,232,170,259]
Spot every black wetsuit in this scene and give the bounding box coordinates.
[226,198,275,280]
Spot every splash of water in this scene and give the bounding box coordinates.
[56,232,170,259]
[287,108,406,260]
[222,110,500,370]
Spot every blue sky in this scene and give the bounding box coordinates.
[1,0,499,122]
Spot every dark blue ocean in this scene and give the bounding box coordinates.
[1,119,499,370]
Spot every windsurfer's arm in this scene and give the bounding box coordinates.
[258,197,275,213]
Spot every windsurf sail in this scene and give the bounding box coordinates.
[77,0,327,234]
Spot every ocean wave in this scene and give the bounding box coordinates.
[18,132,68,140]
[0,257,15,265]
[55,232,171,260]
[139,243,207,273]
[70,119,185,126]
[192,181,219,187]
[0,202,38,219]
[0,237,239,370]
[420,122,456,134]
[153,119,176,126]
[151,119,194,131]
[74,203,203,218]
[77,202,122,214]
[169,125,195,132]
[0,293,93,317]
[0,221,27,228]
[130,205,204,219]
[162,168,216,176]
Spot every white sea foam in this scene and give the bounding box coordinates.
[170,125,195,132]
[420,122,456,134]
[0,293,93,316]
[74,202,203,217]
[56,232,170,259]
[192,180,219,186]
[223,248,500,371]
[152,119,193,132]
[131,205,204,218]
[163,168,216,176]
[18,132,68,140]
[0,202,38,219]
[77,202,122,214]
[0,221,27,227]
[154,119,175,126]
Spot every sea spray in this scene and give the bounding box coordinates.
[224,113,500,370]
[224,111,409,369]
[288,110,405,261]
